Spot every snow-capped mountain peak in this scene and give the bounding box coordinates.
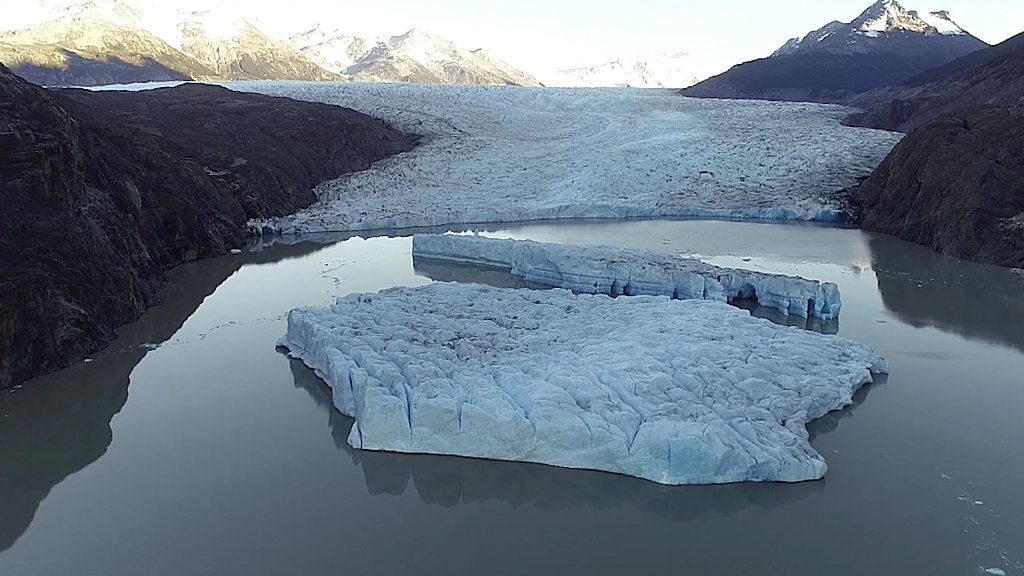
[289,25,540,86]
[851,0,965,37]
[773,0,971,56]
[915,10,966,35]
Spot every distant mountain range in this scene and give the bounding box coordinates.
[290,26,539,86]
[545,53,727,89]
[0,0,537,86]
[683,0,988,102]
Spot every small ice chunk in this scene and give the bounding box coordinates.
[984,568,1007,576]
[279,282,887,484]
[230,248,243,255]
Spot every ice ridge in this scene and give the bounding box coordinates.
[412,234,841,320]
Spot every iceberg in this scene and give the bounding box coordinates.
[280,282,887,484]
[412,234,842,319]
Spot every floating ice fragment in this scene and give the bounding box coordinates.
[230,248,243,255]
[280,282,887,484]
[412,234,842,320]
[984,568,1007,576]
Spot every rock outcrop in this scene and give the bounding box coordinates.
[0,65,416,388]
[853,105,1024,268]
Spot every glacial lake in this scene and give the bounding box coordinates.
[1,219,1022,576]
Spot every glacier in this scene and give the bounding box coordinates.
[411,234,842,319]
[280,282,887,485]
[229,83,903,234]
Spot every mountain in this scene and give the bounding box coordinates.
[848,29,1024,267]
[0,3,535,87]
[171,7,339,81]
[852,104,1024,268]
[0,0,339,85]
[291,26,540,86]
[0,62,415,388]
[682,0,987,102]
[0,16,212,86]
[546,53,726,89]
[845,31,1024,130]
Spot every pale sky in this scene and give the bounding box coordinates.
[12,0,1024,75]
[252,0,1024,74]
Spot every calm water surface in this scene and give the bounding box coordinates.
[1,220,1022,576]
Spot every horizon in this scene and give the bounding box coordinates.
[5,0,1022,76]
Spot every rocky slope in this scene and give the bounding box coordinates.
[682,0,986,102]
[0,64,416,389]
[845,31,1024,131]
[852,105,1024,268]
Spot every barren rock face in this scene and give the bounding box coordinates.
[853,105,1024,268]
[0,66,415,388]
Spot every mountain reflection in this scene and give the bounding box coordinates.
[287,354,825,518]
[0,241,331,553]
[869,235,1024,353]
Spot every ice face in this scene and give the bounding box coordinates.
[232,83,902,234]
[279,283,887,485]
[412,234,842,319]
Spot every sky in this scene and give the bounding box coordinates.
[248,0,1024,73]
[9,0,1024,75]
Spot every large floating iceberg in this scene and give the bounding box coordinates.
[280,282,887,484]
[412,234,841,319]
[232,83,902,234]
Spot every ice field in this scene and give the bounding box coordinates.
[232,83,903,233]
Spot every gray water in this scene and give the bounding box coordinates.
[1,220,1022,576]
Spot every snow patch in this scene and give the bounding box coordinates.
[411,234,842,319]
[280,282,887,484]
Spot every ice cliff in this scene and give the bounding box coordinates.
[412,234,841,319]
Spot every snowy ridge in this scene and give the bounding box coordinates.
[280,283,888,484]
[289,26,540,86]
[235,83,902,234]
[547,53,727,89]
[412,235,841,319]
[773,0,968,56]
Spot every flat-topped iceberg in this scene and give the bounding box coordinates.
[280,282,886,484]
[412,234,841,319]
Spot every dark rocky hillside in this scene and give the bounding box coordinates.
[845,31,1024,131]
[0,65,416,389]
[853,105,1024,268]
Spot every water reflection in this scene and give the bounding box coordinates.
[806,374,885,442]
[0,242,330,552]
[869,235,1024,352]
[286,353,824,518]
